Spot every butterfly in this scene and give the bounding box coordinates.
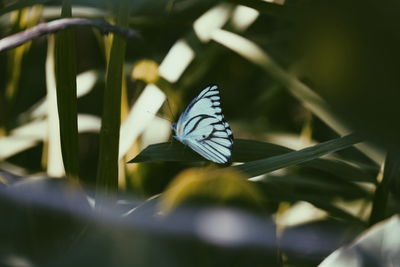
[172,85,234,164]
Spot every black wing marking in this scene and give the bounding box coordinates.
[174,85,234,164]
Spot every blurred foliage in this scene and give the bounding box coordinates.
[161,168,265,213]
[294,0,400,150]
[0,0,400,266]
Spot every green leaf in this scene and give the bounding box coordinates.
[129,139,292,163]
[130,134,373,182]
[369,151,400,225]
[54,1,79,180]
[129,141,204,163]
[301,158,376,183]
[96,0,131,197]
[235,133,364,177]
[306,197,366,225]
[256,173,369,201]
[257,178,366,224]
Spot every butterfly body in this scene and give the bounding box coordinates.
[172,85,233,164]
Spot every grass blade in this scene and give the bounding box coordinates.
[369,151,400,225]
[54,0,79,180]
[129,141,203,163]
[96,0,131,197]
[130,135,373,182]
[257,173,369,201]
[235,134,364,177]
[129,139,292,163]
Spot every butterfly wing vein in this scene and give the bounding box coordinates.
[173,85,233,164]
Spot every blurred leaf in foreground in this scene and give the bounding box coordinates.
[161,167,265,213]
[319,215,400,267]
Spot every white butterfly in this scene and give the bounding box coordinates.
[172,85,234,164]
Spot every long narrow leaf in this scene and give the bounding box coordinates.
[131,135,373,182]
[54,0,79,180]
[369,151,400,225]
[129,139,291,163]
[96,0,131,197]
[256,173,369,201]
[235,134,363,177]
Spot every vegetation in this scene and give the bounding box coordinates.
[0,0,399,266]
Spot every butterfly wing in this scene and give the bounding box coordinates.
[173,85,233,164]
